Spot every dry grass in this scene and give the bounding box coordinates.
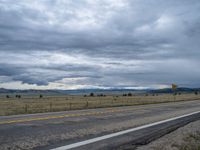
[169,132,200,150]
[0,93,200,116]
[174,132,200,150]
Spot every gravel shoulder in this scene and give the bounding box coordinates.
[137,120,200,150]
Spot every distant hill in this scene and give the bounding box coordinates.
[0,87,199,95]
[149,87,200,94]
[0,88,60,95]
[0,88,139,95]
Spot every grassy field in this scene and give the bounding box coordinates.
[0,93,200,116]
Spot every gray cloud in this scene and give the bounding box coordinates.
[0,0,200,89]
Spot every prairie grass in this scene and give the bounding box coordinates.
[0,93,199,116]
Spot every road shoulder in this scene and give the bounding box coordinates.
[136,120,200,150]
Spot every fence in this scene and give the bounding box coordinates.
[0,93,200,116]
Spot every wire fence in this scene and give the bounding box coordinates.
[0,93,200,116]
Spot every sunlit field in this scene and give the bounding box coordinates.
[0,93,199,116]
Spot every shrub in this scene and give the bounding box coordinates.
[123,94,127,96]
[90,93,94,97]
[16,95,21,98]
[97,93,104,97]
[128,93,132,96]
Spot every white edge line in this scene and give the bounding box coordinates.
[51,110,200,150]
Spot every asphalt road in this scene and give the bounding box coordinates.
[0,100,200,150]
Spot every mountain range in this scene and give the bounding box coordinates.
[0,87,199,95]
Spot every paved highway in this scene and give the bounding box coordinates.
[0,100,200,150]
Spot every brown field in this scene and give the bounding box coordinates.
[0,93,200,116]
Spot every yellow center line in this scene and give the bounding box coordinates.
[0,104,165,125]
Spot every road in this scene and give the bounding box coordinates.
[0,100,200,150]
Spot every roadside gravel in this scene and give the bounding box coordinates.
[137,120,200,150]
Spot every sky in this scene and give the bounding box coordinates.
[0,0,200,90]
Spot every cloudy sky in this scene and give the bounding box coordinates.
[0,0,200,90]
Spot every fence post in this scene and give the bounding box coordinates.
[66,103,68,111]
[69,102,72,110]
[87,101,89,108]
[25,104,28,113]
[50,102,52,111]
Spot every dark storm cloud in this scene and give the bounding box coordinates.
[0,0,200,89]
[0,54,102,86]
